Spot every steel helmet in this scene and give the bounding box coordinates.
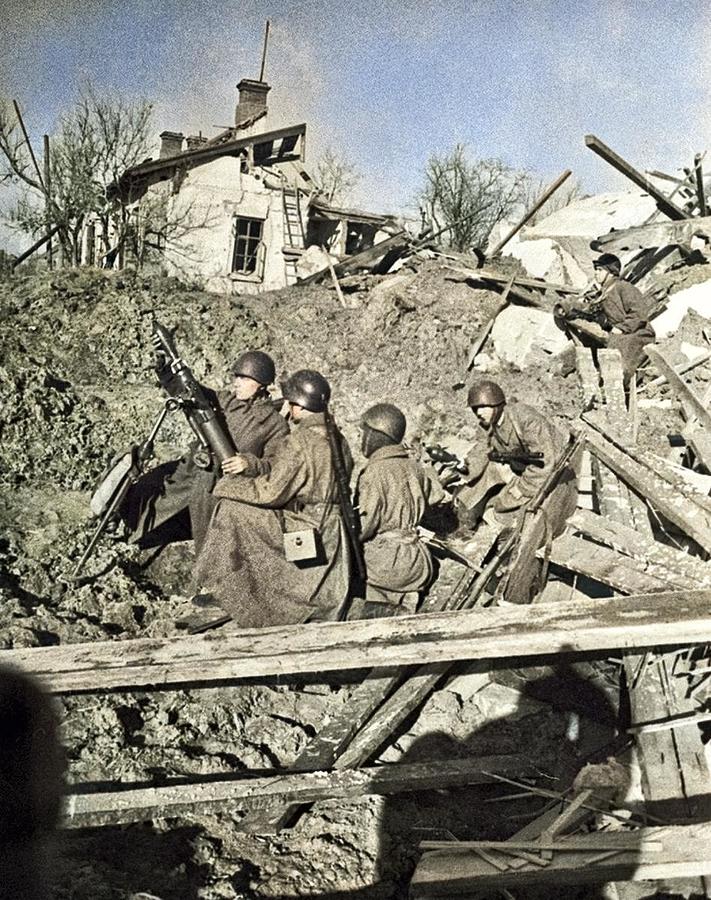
[467,380,506,409]
[593,253,621,276]
[361,403,406,443]
[282,369,331,412]
[231,350,276,385]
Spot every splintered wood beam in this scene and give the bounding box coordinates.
[594,215,711,253]
[585,135,690,221]
[4,591,711,694]
[411,823,711,895]
[62,754,530,829]
[583,425,711,553]
[567,509,711,588]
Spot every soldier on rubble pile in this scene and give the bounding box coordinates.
[184,369,353,632]
[116,350,288,553]
[349,403,447,620]
[456,380,573,534]
[556,253,656,385]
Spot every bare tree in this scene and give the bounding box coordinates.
[0,86,153,264]
[419,143,529,252]
[314,146,361,205]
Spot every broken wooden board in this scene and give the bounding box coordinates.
[585,135,691,221]
[297,230,411,284]
[594,215,711,253]
[583,425,711,553]
[236,666,404,832]
[5,591,711,694]
[411,823,711,895]
[62,754,530,829]
[646,345,711,431]
[567,509,711,588]
[540,532,682,594]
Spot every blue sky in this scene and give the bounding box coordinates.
[1,0,710,248]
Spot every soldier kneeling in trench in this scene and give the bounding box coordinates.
[454,380,574,548]
[349,403,447,620]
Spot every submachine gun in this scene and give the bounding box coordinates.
[71,319,235,579]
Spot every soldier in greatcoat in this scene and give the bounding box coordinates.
[186,370,352,631]
[116,350,288,552]
[350,403,446,619]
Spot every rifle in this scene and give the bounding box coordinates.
[324,410,367,596]
[151,319,236,465]
[488,450,544,467]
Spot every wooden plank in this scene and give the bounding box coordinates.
[488,169,572,257]
[4,591,711,694]
[568,509,711,588]
[63,754,530,829]
[411,823,711,895]
[585,135,691,221]
[639,349,711,394]
[236,663,436,834]
[445,265,577,295]
[541,533,677,594]
[466,278,513,370]
[646,346,711,432]
[594,215,711,253]
[298,230,410,284]
[583,426,711,552]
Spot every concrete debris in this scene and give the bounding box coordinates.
[490,304,570,366]
[652,278,711,337]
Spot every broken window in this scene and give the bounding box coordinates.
[232,217,265,277]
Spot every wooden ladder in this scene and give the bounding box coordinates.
[281,176,306,285]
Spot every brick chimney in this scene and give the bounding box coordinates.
[159,131,184,158]
[186,134,208,151]
[235,79,270,127]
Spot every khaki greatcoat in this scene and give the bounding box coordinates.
[355,444,446,611]
[193,413,352,628]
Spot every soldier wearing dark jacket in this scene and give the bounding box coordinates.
[119,350,288,552]
[558,253,655,384]
[350,403,446,619]
[188,370,353,631]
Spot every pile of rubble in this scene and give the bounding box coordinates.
[2,138,711,899]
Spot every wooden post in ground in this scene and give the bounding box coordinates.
[43,134,53,270]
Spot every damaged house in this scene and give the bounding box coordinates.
[107,78,397,293]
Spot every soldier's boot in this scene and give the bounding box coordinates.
[175,594,232,634]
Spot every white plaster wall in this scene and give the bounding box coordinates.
[160,157,287,294]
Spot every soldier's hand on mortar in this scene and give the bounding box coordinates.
[610,326,622,335]
[222,454,248,475]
